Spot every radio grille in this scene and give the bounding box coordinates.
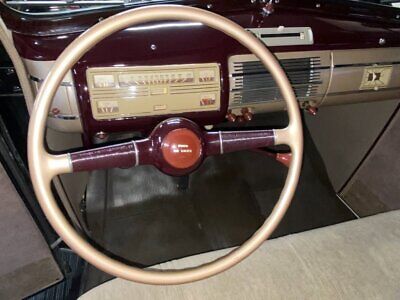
[230,57,323,106]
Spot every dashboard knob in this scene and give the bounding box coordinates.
[94,131,109,140]
[51,107,60,116]
[226,112,237,123]
[262,2,275,15]
[305,106,318,116]
[240,107,253,121]
[243,111,253,121]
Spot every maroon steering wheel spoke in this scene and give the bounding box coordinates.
[70,118,279,175]
[70,138,152,172]
[204,130,276,156]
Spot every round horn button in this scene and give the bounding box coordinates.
[161,128,202,169]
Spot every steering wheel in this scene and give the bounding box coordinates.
[28,5,303,285]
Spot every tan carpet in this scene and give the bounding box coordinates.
[0,162,62,300]
[80,210,400,300]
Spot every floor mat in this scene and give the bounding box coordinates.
[86,155,265,266]
[81,122,356,293]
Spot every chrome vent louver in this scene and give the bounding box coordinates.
[230,57,323,106]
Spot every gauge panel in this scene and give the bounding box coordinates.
[87,63,221,120]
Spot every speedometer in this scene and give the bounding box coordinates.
[118,71,194,87]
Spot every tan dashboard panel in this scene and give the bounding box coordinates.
[87,63,221,120]
[322,47,400,106]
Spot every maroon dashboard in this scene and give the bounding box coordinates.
[1,0,400,145]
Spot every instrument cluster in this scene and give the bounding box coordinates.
[86,63,222,120]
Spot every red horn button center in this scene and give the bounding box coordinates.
[161,128,202,169]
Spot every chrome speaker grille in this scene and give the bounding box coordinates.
[230,56,323,106]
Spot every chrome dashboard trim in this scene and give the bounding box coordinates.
[247,27,314,47]
[29,75,74,87]
[48,113,80,120]
[320,51,335,106]
[218,131,224,154]
[132,140,139,167]
[334,61,400,68]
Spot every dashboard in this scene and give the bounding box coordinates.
[1,0,400,145]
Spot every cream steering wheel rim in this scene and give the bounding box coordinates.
[28,5,303,285]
